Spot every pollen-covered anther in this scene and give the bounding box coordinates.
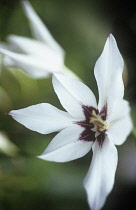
[89,110,109,133]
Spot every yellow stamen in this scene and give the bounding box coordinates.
[89,110,109,132]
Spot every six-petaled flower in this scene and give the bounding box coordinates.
[9,34,132,210]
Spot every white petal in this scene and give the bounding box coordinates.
[0,43,11,50]
[84,137,118,210]
[107,114,132,145]
[22,0,64,54]
[107,99,132,145]
[94,34,124,115]
[0,43,15,66]
[107,99,130,122]
[53,73,97,119]
[0,48,62,78]
[7,35,64,64]
[0,41,21,52]
[0,44,16,67]
[38,126,93,162]
[9,103,75,134]
[3,56,17,67]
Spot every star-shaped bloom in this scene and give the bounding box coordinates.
[9,34,132,210]
[0,1,78,79]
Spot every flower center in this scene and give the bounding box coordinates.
[75,105,108,144]
[90,110,109,133]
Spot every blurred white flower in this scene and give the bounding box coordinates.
[0,132,18,156]
[0,0,78,79]
[9,34,132,210]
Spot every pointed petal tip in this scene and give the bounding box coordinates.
[108,33,116,43]
[8,111,18,117]
[0,48,5,54]
[0,48,10,56]
[21,0,29,8]
[7,34,17,43]
[7,34,16,39]
[108,34,120,48]
[109,33,113,37]
[37,154,49,162]
[8,111,13,116]
[0,48,10,57]
[37,155,42,159]
[21,0,31,14]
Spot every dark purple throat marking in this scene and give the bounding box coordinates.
[75,105,108,146]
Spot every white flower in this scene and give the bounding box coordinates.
[0,0,78,79]
[9,34,132,210]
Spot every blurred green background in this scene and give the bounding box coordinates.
[0,0,136,209]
